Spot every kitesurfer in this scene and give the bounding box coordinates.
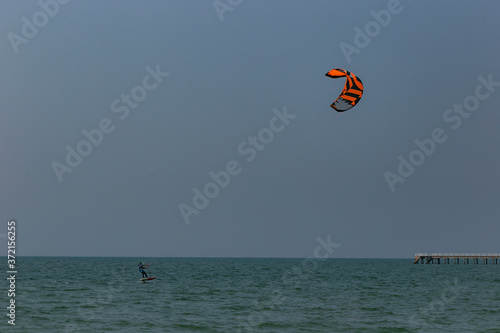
[138,262,148,278]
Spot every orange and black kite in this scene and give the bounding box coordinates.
[325,68,363,112]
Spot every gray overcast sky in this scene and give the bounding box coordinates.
[1,0,499,258]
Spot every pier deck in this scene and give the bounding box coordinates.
[414,253,500,264]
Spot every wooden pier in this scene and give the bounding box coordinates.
[414,253,500,265]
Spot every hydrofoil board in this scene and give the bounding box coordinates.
[140,277,156,282]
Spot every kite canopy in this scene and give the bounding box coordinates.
[325,68,363,112]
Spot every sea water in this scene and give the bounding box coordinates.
[3,257,500,332]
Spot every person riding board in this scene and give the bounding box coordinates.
[138,262,148,278]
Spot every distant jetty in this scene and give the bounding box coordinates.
[414,253,500,264]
